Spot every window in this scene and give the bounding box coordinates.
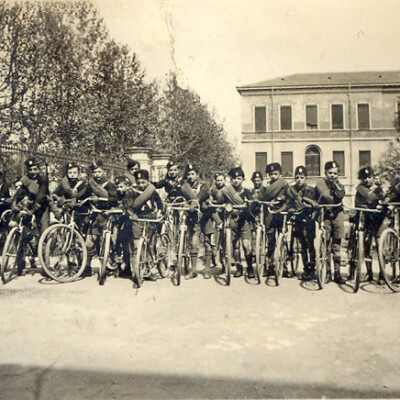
[281,152,293,177]
[280,105,292,130]
[333,151,345,176]
[255,152,267,175]
[306,105,318,130]
[357,103,370,129]
[331,104,344,129]
[359,151,371,168]
[305,146,321,176]
[254,106,266,132]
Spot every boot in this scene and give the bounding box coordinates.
[203,254,212,279]
[186,256,198,279]
[347,262,355,281]
[365,261,373,282]
[246,255,255,279]
[334,262,345,284]
[233,264,243,278]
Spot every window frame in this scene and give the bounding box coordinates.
[330,103,345,130]
[305,104,319,130]
[305,145,321,177]
[279,104,292,131]
[253,105,267,132]
[332,150,345,177]
[281,151,294,177]
[359,150,371,169]
[356,102,371,130]
[255,152,268,175]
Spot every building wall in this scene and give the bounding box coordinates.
[240,86,400,204]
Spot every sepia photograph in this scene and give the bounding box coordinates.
[1,0,400,398]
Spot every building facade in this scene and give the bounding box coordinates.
[237,71,400,203]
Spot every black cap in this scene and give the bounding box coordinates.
[228,167,245,179]
[127,159,140,169]
[183,163,199,178]
[294,165,308,177]
[90,160,104,171]
[115,176,131,185]
[214,172,225,180]
[251,171,263,181]
[65,162,79,173]
[25,158,39,169]
[358,166,374,180]
[134,169,150,180]
[324,161,339,171]
[265,162,282,174]
[167,161,179,170]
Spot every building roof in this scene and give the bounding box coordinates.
[237,71,400,90]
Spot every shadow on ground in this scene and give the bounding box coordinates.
[1,364,398,399]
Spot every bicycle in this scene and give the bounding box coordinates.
[209,202,247,285]
[313,203,343,290]
[1,209,37,284]
[378,202,400,292]
[346,206,382,293]
[130,213,167,288]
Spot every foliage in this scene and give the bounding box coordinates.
[0,1,237,170]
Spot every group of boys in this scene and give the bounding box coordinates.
[0,156,394,284]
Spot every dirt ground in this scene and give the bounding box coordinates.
[1,261,400,399]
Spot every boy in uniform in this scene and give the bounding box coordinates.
[216,167,254,278]
[84,160,118,276]
[124,159,140,188]
[122,170,163,282]
[351,166,385,282]
[154,161,183,202]
[315,161,346,284]
[259,162,289,276]
[12,158,50,234]
[181,164,213,279]
[286,166,318,280]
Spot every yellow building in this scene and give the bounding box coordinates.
[237,71,400,203]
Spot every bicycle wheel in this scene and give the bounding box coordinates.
[157,229,174,278]
[290,235,301,277]
[176,228,186,285]
[315,230,327,290]
[273,233,288,286]
[131,237,145,288]
[1,227,21,284]
[255,226,265,284]
[222,228,232,285]
[98,231,110,285]
[353,230,363,293]
[378,228,400,292]
[38,224,87,283]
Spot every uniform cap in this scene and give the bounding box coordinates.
[127,159,140,169]
[358,166,374,180]
[65,162,79,172]
[183,163,199,177]
[115,176,131,186]
[25,158,39,169]
[265,162,282,174]
[294,165,308,177]
[134,169,150,180]
[324,161,339,171]
[90,160,104,171]
[228,167,245,179]
[214,172,225,180]
[167,161,179,170]
[251,171,263,181]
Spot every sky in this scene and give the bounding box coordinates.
[94,0,400,148]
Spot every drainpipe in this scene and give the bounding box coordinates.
[347,83,353,201]
[270,86,274,161]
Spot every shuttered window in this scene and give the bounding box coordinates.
[357,104,370,129]
[255,152,267,175]
[280,105,292,131]
[306,105,318,130]
[281,152,293,177]
[254,106,266,132]
[331,104,344,129]
[359,151,371,168]
[333,151,345,176]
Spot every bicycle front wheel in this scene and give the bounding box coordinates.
[273,233,287,286]
[378,228,400,292]
[353,230,363,293]
[255,226,265,284]
[290,235,301,277]
[98,231,111,285]
[38,224,87,283]
[132,238,145,288]
[315,230,327,290]
[1,227,21,284]
[221,228,232,285]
